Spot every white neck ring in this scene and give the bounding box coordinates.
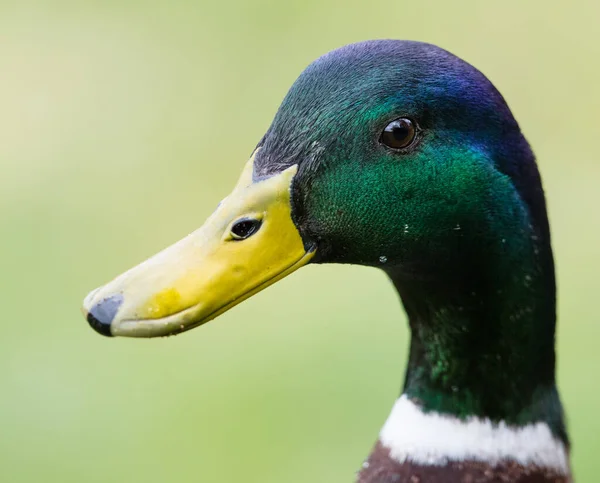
[379,395,569,474]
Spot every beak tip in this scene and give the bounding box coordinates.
[87,310,114,337]
[84,293,124,338]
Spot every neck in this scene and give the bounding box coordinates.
[384,214,567,438]
[357,217,571,481]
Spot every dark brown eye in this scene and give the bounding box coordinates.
[380,118,416,150]
[231,218,261,240]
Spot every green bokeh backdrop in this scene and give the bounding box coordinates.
[1,1,598,481]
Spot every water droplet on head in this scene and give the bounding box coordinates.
[403,224,409,234]
[379,255,387,264]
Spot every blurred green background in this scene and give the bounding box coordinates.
[1,0,598,481]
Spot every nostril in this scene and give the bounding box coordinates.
[87,294,123,337]
[230,218,262,240]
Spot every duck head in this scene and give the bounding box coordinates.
[83,41,553,390]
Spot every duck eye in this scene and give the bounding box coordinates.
[230,218,261,240]
[380,118,416,150]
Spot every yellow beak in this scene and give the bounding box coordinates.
[82,152,315,337]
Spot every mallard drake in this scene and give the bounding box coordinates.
[82,40,571,482]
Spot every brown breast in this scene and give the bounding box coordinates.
[357,441,571,483]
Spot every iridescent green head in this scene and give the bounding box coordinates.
[257,40,549,272]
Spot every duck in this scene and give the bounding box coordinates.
[82,40,572,482]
